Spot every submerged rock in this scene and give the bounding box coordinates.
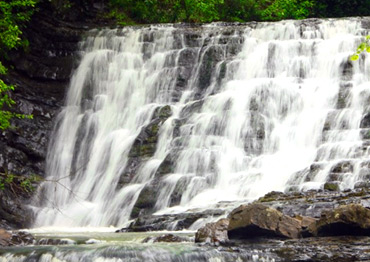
[195,218,229,244]
[0,229,35,246]
[37,238,76,245]
[227,203,302,239]
[127,209,225,232]
[142,234,190,243]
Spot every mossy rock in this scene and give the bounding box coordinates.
[324,182,340,191]
[153,105,172,119]
[258,191,286,202]
[128,143,157,158]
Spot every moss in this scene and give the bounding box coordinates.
[258,197,276,203]
[346,190,367,198]
[129,143,156,158]
[324,182,340,192]
[150,123,159,135]
[257,191,285,202]
[158,105,172,119]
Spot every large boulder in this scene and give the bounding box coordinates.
[228,203,301,239]
[195,218,229,244]
[314,204,370,236]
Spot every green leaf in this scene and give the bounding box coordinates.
[350,54,359,61]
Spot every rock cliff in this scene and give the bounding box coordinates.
[0,0,108,229]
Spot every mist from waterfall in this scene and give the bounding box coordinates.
[33,19,370,227]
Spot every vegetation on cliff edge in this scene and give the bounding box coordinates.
[105,0,370,24]
[0,0,36,130]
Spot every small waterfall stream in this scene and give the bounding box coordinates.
[32,19,370,228]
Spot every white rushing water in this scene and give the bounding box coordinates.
[33,19,370,227]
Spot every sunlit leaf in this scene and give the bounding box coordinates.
[350,54,359,61]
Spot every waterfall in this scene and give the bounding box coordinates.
[33,19,370,227]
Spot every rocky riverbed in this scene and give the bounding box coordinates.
[2,188,370,261]
[112,188,370,261]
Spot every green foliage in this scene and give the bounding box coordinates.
[106,0,370,24]
[105,7,134,26]
[0,172,40,193]
[20,178,33,192]
[350,35,370,61]
[185,0,224,22]
[316,0,370,18]
[107,0,225,24]
[0,0,36,130]
[260,0,315,21]
[221,0,260,22]
[0,0,37,53]
[49,0,73,14]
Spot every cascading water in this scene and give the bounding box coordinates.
[33,19,370,228]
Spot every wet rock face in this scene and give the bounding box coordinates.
[361,112,370,128]
[0,13,85,178]
[118,105,173,187]
[130,183,159,219]
[227,203,302,239]
[0,191,34,229]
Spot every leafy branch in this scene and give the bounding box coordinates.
[350,35,370,61]
[0,172,40,194]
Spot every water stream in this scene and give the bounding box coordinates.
[30,19,370,230]
[0,230,274,262]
